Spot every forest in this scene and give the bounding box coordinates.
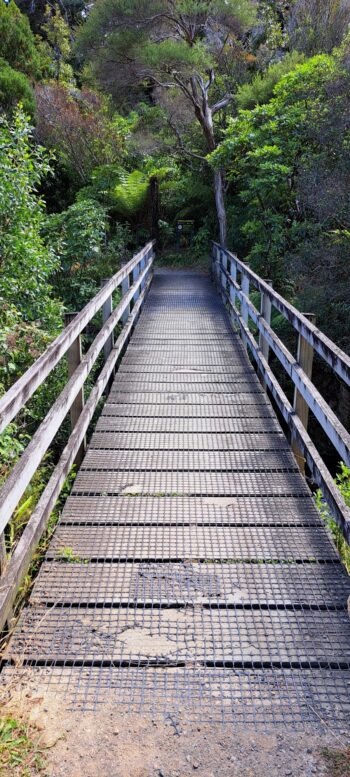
[1,0,350,566]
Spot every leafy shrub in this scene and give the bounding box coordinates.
[0,108,62,331]
[316,463,350,573]
[235,51,305,109]
[0,59,35,116]
[0,1,43,77]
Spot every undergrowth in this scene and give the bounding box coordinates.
[315,462,350,573]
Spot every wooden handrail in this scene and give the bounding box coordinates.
[0,241,154,628]
[0,242,154,433]
[212,242,350,545]
[212,242,350,388]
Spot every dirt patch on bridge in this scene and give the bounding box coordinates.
[2,680,348,777]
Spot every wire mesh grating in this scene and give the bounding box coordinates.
[4,269,350,730]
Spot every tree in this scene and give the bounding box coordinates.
[0,59,35,116]
[77,0,256,246]
[210,50,350,351]
[35,82,128,185]
[0,108,61,330]
[0,1,43,77]
[41,3,74,84]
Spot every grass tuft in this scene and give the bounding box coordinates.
[321,746,350,776]
[0,715,46,776]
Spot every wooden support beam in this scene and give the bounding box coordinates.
[241,265,250,326]
[121,271,130,325]
[229,257,237,313]
[0,532,6,573]
[259,280,273,391]
[64,312,86,468]
[133,262,140,303]
[101,279,114,363]
[292,313,316,474]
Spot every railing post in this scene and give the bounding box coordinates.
[0,533,6,574]
[292,313,316,474]
[220,249,227,298]
[101,279,114,363]
[64,312,86,467]
[214,245,221,289]
[259,280,273,390]
[133,259,140,303]
[229,257,237,313]
[241,263,250,323]
[121,267,130,325]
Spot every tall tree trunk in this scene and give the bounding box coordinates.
[149,175,160,247]
[213,169,227,247]
[192,88,228,247]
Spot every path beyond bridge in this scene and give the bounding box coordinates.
[3,267,350,727]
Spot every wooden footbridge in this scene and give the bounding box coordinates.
[1,242,350,726]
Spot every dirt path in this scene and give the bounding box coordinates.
[6,686,347,777]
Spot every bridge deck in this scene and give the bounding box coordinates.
[6,270,350,727]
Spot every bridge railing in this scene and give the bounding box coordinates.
[212,241,350,546]
[0,241,155,630]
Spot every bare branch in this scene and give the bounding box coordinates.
[167,117,207,162]
[211,94,233,115]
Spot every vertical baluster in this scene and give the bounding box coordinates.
[229,257,237,314]
[133,259,140,303]
[259,280,273,391]
[221,249,228,299]
[291,313,316,474]
[64,312,86,467]
[101,279,114,363]
[121,269,130,325]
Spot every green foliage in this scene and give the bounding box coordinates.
[315,463,350,573]
[0,108,62,331]
[235,52,305,110]
[210,52,350,349]
[0,1,43,78]
[46,198,130,308]
[41,3,75,85]
[0,59,35,116]
[113,169,149,217]
[0,715,46,776]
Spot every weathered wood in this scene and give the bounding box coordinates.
[229,257,237,314]
[213,241,350,388]
[292,314,316,474]
[64,312,86,467]
[220,263,350,469]
[0,259,153,537]
[101,280,114,363]
[121,272,131,325]
[0,242,155,433]
[259,280,272,392]
[0,276,152,631]
[241,264,250,327]
[0,532,6,573]
[224,290,350,545]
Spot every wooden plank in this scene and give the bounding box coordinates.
[81,449,298,472]
[47,523,338,561]
[58,494,321,526]
[31,560,350,607]
[72,470,311,496]
[9,607,350,665]
[89,431,288,451]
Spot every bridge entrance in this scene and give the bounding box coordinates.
[4,269,350,727]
